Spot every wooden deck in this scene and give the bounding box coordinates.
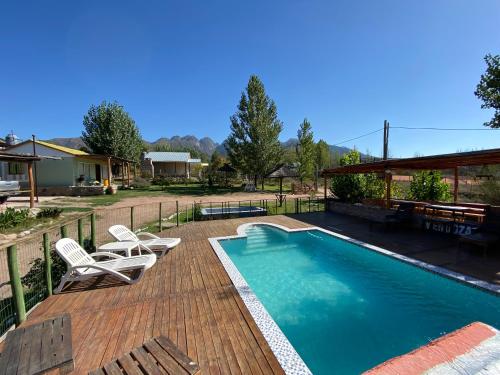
[11,213,500,374]
[20,215,311,375]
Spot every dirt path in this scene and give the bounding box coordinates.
[108,191,309,208]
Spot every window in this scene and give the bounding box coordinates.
[8,162,24,175]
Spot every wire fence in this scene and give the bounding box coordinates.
[0,196,325,338]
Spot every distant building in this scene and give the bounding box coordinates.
[141,152,201,178]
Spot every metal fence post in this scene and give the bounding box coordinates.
[7,245,26,325]
[43,232,53,296]
[78,218,84,246]
[130,206,135,231]
[159,202,163,232]
[192,203,195,222]
[295,198,299,214]
[176,201,179,227]
[60,224,68,238]
[90,212,96,250]
[309,196,311,212]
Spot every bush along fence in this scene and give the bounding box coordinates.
[0,196,325,338]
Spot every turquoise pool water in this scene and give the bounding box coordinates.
[219,225,500,375]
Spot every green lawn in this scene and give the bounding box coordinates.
[170,197,324,225]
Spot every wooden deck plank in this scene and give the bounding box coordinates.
[16,216,313,374]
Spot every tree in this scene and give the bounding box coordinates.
[82,101,143,161]
[225,75,283,189]
[475,54,500,128]
[329,150,384,203]
[314,139,330,188]
[315,139,330,171]
[296,119,315,183]
[409,170,451,201]
[330,150,366,203]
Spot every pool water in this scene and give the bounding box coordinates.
[219,225,500,375]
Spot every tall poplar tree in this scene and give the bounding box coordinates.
[296,119,315,183]
[225,75,283,188]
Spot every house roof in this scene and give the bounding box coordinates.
[266,164,299,178]
[321,148,500,176]
[144,152,191,162]
[8,140,89,156]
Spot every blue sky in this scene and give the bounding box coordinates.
[1,0,499,157]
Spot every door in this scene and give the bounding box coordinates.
[95,164,101,182]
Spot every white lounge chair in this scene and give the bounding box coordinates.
[108,225,181,257]
[54,238,156,293]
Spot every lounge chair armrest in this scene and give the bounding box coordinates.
[137,232,160,240]
[90,252,124,260]
[138,243,155,255]
[69,264,135,278]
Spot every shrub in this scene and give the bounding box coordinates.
[0,207,30,230]
[330,150,385,203]
[479,179,500,205]
[21,250,67,291]
[131,176,151,189]
[409,170,451,201]
[36,207,63,219]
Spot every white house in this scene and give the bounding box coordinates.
[141,152,202,178]
[1,140,112,195]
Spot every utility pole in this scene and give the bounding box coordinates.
[383,120,391,208]
[32,134,39,203]
[383,120,389,160]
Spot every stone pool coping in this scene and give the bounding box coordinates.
[208,222,500,375]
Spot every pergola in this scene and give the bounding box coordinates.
[0,152,41,208]
[83,155,138,187]
[321,148,500,207]
[266,165,299,205]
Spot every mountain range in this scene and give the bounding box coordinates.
[46,135,356,158]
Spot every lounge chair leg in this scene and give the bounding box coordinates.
[54,273,71,294]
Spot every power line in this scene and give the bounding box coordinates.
[332,128,383,146]
[391,126,500,131]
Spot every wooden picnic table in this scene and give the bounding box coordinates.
[0,314,73,375]
[424,204,486,223]
[89,336,200,375]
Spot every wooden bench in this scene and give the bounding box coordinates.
[89,336,200,375]
[0,314,73,375]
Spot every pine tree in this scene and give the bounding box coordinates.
[225,75,283,187]
[296,119,315,183]
[82,101,143,161]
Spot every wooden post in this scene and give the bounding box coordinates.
[107,157,113,184]
[27,161,35,208]
[121,162,125,187]
[78,218,84,246]
[130,206,135,231]
[7,245,26,325]
[90,213,96,250]
[43,233,52,296]
[60,224,68,238]
[176,201,179,227]
[159,202,163,232]
[127,162,131,186]
[454,167,459,204]
[385,172,392,209]
[324,177,328,212]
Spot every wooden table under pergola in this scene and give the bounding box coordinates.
[0,152,41,208]
[320,148,500,208]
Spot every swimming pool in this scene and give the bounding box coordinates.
[200,206,266,219]
[211,223,500,375]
